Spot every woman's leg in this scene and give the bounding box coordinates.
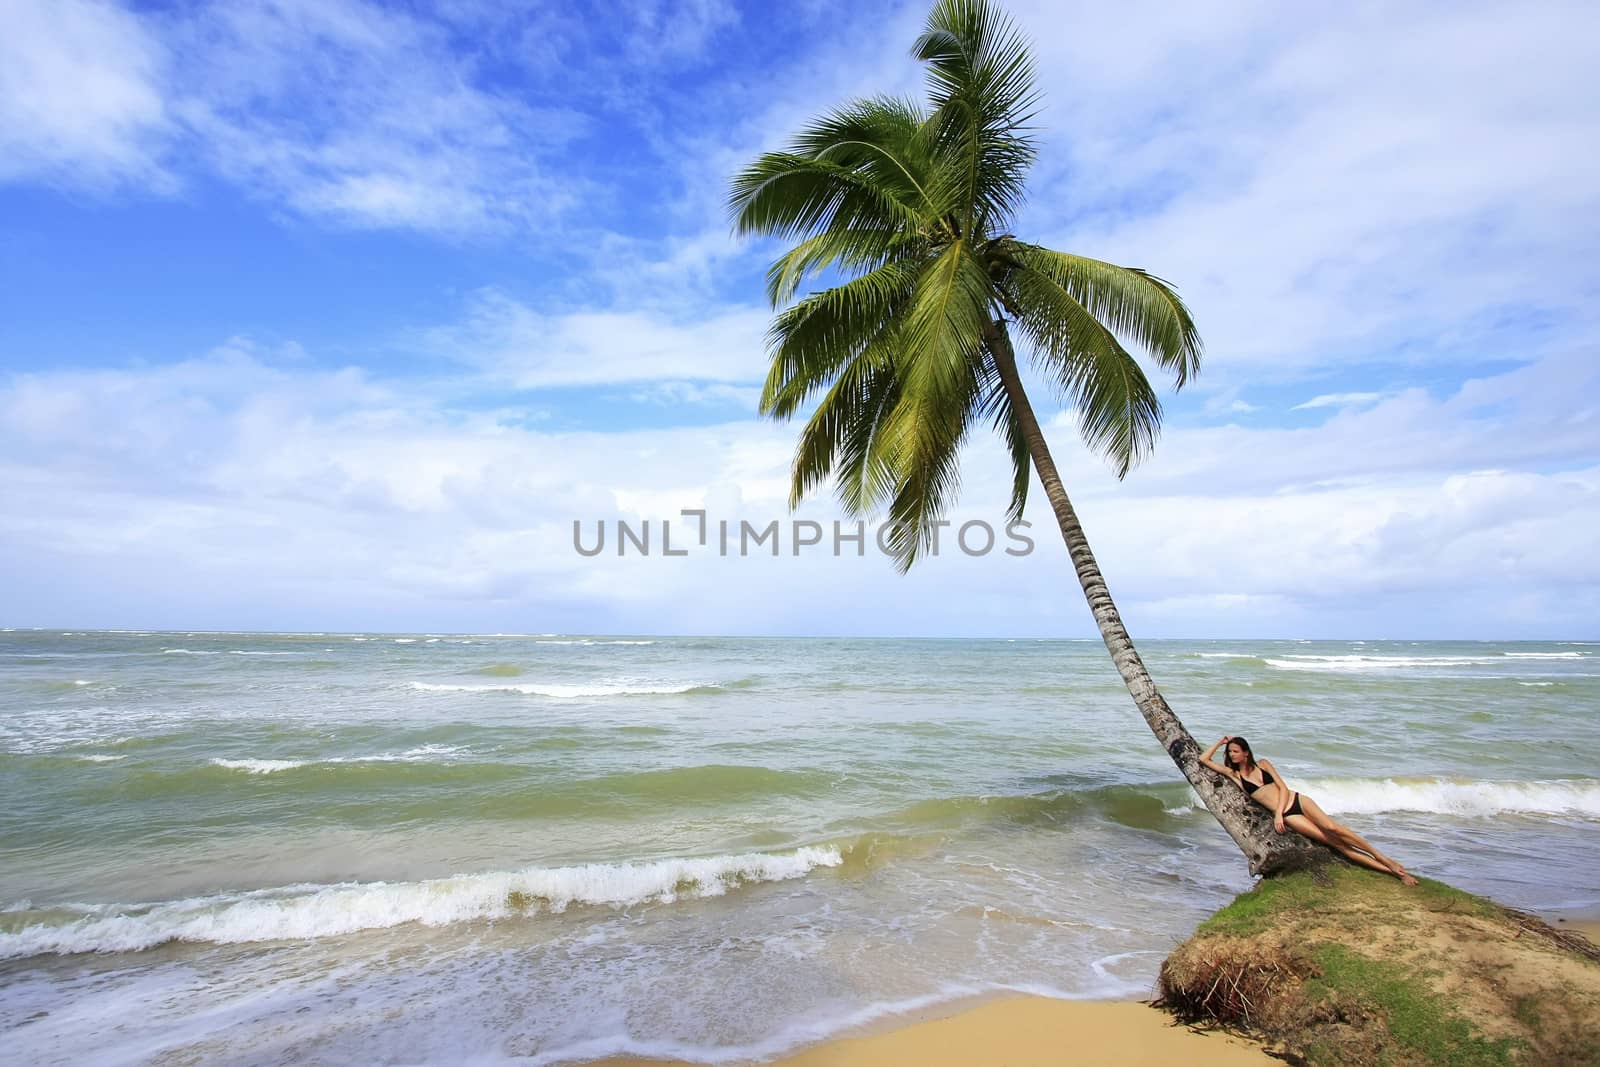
[1296,796,1417,885]
[1284,813,1406,877]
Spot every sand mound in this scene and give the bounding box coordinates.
[1158,866,1600,1065]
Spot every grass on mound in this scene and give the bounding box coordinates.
[1306,943,1519,1066]
[1162,865,1600,1066]
[1196,864,1497,938]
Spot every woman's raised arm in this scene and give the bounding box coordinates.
[1198,735,1236,779]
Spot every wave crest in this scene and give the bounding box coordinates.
[0,847,842,958]
[209,746,464,774]
[1299,777,1600,817]
[410,681,719,697]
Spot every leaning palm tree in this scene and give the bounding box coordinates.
[731,0,1320,874]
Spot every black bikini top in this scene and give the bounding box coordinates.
[1241,768,1275,794]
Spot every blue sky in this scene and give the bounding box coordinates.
[1,0,1597,637]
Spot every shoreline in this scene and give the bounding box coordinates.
[1553,917,1600,944]
[583,994,1277,1067]
[584,916,1600,1067]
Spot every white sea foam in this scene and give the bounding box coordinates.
[1502,652,1586,659]
[535,639,656,646]
[410,681,708,697]
[210,746,464,774]
[226,650,298,656]
[1263,654,1497,672]
[76,755,126,763]
[161,649,220,655]
[1192,652,1256,659]
[1520,681,1557,687]
[0,847,842,958]
[212,758,305,774]
[1301,777,1600,817]
[394,639,417,644]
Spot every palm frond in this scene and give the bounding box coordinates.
[788,341,902,512]
[912,0,1039,236]
[974,349,1028,523]
[1008,243,1202,387]
[899,239,995,408]
[1005,262,1162,478]
[788,96,937,210]
[732,0,1205,574]
[873,350,985,570]
[729,153,924,252]
[764,226,917,307]
[761,260,918,419]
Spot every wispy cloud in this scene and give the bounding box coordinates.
[2,0,595,232]
[2,343,1596,635]
[168,0,593,234]
[422,289,771,389]
[1291,392,1383,411]
[1014,0,1600,375]
[0,0,172,189]
[3,2,1598,636]
[628,382,765,407]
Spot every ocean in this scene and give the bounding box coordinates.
[2,631,1597,1064]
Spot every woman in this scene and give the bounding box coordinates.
[1199,735,1418,885]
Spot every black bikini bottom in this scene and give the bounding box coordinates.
[1285,792,1305,818]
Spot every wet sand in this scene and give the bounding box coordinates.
[587,996,1275,1066]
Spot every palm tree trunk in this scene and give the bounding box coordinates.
[984,319,1326,876]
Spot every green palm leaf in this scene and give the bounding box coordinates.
[1008,243,1202,387]
[1004,259,1162,477]
[912,0,1039,236]
[761,260,917,419]
[733,0,1200,558]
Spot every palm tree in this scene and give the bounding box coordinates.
[730,0,1321,874]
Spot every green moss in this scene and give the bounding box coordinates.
[1199,866,1350,936]
[1198,867,1500,939]
[1513,993,1544,1031]
[1302,1040,1337,1066]
[1307,944,1520,1066]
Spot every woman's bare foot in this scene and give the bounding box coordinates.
[1386,862,1419,886]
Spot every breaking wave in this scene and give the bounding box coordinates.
[0,847,842,958]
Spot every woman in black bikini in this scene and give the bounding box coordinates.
[1199,735,1418,885]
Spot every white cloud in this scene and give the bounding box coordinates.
[424,289,772,388]
[1007,0,1600,376]
[628,382,765,407]
[0,0,172,188]
[1291,392,1383,411]
[621,0,740,64]
[1,343,1596,637]
[0,0,593,232]
[3,2,1598,638]
[167,0,590,233]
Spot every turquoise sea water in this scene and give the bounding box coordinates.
[2,631,1598,1064]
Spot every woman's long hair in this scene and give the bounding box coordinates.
[1223,736,1257,773]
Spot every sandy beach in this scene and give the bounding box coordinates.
[588,996,1275,1066]
[591,918,1600,1067]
